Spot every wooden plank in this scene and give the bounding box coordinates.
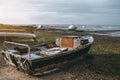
[61,37,73,48]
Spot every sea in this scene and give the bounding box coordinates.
[76,25,120,37]
[76,25,120,31]
[44,24,120,37]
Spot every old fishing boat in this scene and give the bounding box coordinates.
[1,35,94,75]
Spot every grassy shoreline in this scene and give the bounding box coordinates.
[0,26,120,80]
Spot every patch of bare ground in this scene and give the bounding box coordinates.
[0,66,37,80]
[0,64,75,80]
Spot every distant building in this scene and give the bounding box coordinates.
[68,24,77,31]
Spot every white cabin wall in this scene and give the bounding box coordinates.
[73,38,81,48]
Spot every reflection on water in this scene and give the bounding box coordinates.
[109,32,120,37]
[52,24,120,31]
[77,26,120,31]
[41,24,120,31]
[90,31,120,37]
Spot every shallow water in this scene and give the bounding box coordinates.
[77,25,120,31]
[108,31,120,37]
[90,31,120,37]
[48,24,120,37]
[47,24,120,31]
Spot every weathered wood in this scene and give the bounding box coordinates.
[1,36,94,75]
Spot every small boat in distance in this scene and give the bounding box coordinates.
[1,35,94,76]
[68,24,77,31]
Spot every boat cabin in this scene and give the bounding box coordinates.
[56,36,88,49]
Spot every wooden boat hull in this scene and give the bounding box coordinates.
[1,35,94,75]
[31,44,92,69]
[1,43,92,75]
[31,43,92,75]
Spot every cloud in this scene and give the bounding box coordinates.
[0,0,120,25]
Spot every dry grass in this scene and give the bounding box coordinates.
[0,25,120,80]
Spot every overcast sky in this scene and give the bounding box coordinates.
[0,0,120,25]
